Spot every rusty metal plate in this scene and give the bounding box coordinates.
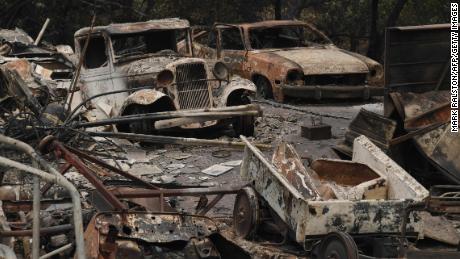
[95,212,218,244]
[414,124,460,183]
[427,185,460,214]
[75,18,190,37]
[390,91,451,130]
[333,109,396,157]
[272,142,320,200]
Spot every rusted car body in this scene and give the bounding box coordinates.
[74,18,258,136]
[83,212,252,259]
[0,28,74,114]
[187,20,383,102]
[236,135,428,257]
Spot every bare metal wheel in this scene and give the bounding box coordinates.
[121,105,155,135]
[318,232,359,259]
[232,95,255,137]
[233,186,260,239]
[233,115,255,137]
[254,76,273,99]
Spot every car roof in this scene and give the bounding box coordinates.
[74,18,190,37]
[215,20,309,30]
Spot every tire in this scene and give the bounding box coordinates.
[254,76,273,99]
[231,95,255,137]
[121,105,155,135]
[233,115,255,137]
[316,232,359,259]
[233,187,261,240]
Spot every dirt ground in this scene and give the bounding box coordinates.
[79,98,383,218]
[3,97,458,258]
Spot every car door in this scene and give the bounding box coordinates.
[217,26,248,77]
[78,34,125,117]
[190,26,218,59]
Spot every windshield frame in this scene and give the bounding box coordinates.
[109,28,192,62]
[247,24,333,50]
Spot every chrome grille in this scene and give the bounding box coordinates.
[175,62,211,109]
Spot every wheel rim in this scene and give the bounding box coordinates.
[318,232,359,259]
[255,78,272,99]
[233,187,260,239]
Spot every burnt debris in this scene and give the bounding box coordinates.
[0,19,459,259]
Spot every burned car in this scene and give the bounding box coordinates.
[0,28,75,141]
[188,20,383,102]
[0,28,75,111]
[74,18,259,136]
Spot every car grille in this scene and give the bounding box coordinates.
[175,62,211,109]
[304,73,367,86]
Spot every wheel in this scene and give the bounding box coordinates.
[233,186,260,239]
[118,105,155,135]
[230,95,255,137]
[233,115,255,137]
[129,105,155,134]
[317,232,359,259]
[254,76,273,99]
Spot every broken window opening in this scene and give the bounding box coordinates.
[194,29,216,49]
[207,30,217,48]
[220,28,244,50]
[111,30,185,58]
[249,25,330,50]
[82,36,108,69]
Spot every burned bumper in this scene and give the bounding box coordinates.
[281,84,384,100]
[76,104,262,130]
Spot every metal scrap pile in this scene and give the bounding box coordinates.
[334,25,459,187]
[0,26,75,143]
[0,18,459,259]
[0,19,264,259]
[334,90,458,186]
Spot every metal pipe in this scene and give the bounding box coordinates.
[18,212,31,258]
[44,139,125,211]
[64,79,228,125]
[74,104,261,128]
[64,145,158,190]
[86,132,272,149]
[64,86,152,125]
[66,15,96,115]
[0,135,86,259]
[78,111,259,128]
[0,224,73,237]
[34,18,50,45]
[39,243,73,259]
[41,163,72,195]
[32,175,40,259]
[112,186,240,198]
[198,194,224,215]
[1,198,71,212]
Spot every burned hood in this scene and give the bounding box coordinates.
[254,47,369,75]
[116,55,184,76]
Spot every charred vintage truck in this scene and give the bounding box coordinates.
[74,18,259,136]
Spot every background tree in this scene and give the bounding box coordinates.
[0,0,450,62]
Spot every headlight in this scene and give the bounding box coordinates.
[286,70,303,84]
[213,62,229,81]
[157,69,174,87]
[366,65,383,85]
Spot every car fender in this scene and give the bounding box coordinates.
[219,76,256,106]
[119,89,174,116]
